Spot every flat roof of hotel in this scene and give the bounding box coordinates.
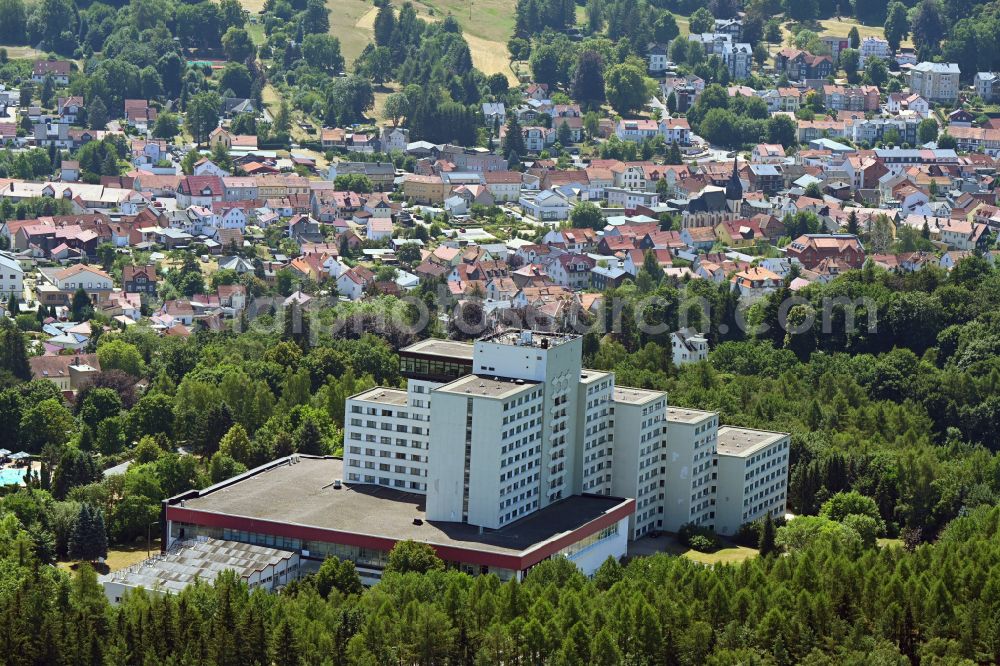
[170,457,630,557]
[435,374,538,399]
[716,426,788,456]
[579,369,613,384]
[613,386,664,405]
[351,387,408,406]
[399,338,475,361]
[667,407,717,424]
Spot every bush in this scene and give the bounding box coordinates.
[688,535,717,553]
[678,522,720,551]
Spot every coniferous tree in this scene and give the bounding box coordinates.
[0,319,30,381]
[759,512,777,557]
[847,26,860,49]
[68,504,107,561]
[502,114,526,160]
[666,140,682,165]
[40,75,55,108]
[293,416,325,455]
[71,287,93,321]
[846,209,860,236]
[197,403,235,456]
[271,618,299,666]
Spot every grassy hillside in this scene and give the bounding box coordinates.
[326,0,518,81]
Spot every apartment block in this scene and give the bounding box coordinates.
[345,388,429,492]
[610,387,667,539]
[428,375,545,528]
[664,408,718,531]
[714,427,790,535]
[576,370,616,496]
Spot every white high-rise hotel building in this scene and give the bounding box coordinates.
[345,330,788,540]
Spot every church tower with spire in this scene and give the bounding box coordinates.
[725,155,743,213]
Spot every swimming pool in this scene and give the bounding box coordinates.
[0,468,27,485]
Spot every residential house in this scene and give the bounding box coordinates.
[482,103,506,126]
[680,226,718,251]
[747,164,783,195]
[519,189,571,221]
[379,126,409,153]
[859,37,891,67]
[32,60,71,85]
[328,162,395,191]
[786,233,865,269]
[29,354,100,392]
[714,218,764,248]
[195,159,230,178]
[622,248,672,277]
[60,161,80,182]
[672,327,709,366]
[615,119,660,142]
[752,144,786,163]
[722,43,753,80]
[124,100,157,133]
[714,18,742,39]
[52,264,113,303]
[947,126,1000,155]
[403,174,450,204]
[661,117,691,146]
[222,97,258,118]
[590,265,630,290]
[886,93,930,116]
[484,171,522,202]
[774,49,834,80]
[731,266,781,301]
[542,228,599,253]
[975,72,1000,103]
[549,254,595,290]
[908,62,961,103]
[366,217,393,241]
[222,176,258,201]
[0,252,23,298]
[57,97,84,124]
[939,219,990,250]
[336,265,375,300]
[122,264,159,295]
[647,43,671,73]
[177,175,225,207]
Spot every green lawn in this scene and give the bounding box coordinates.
[649,536,759,565]
[878,538,903,549]
[326,0,381,65]
[246,23,266,47]
[326,0,516,79]
[676,14,691,37]
[413,0,516,43]
[58,540,162,576]
[783,17,914,49]
[0,45,47,60]
[684,546,759,565]
[238,0,268,12]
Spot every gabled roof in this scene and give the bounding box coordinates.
[54,264,112,282]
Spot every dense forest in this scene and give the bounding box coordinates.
[1,504,1000,664]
